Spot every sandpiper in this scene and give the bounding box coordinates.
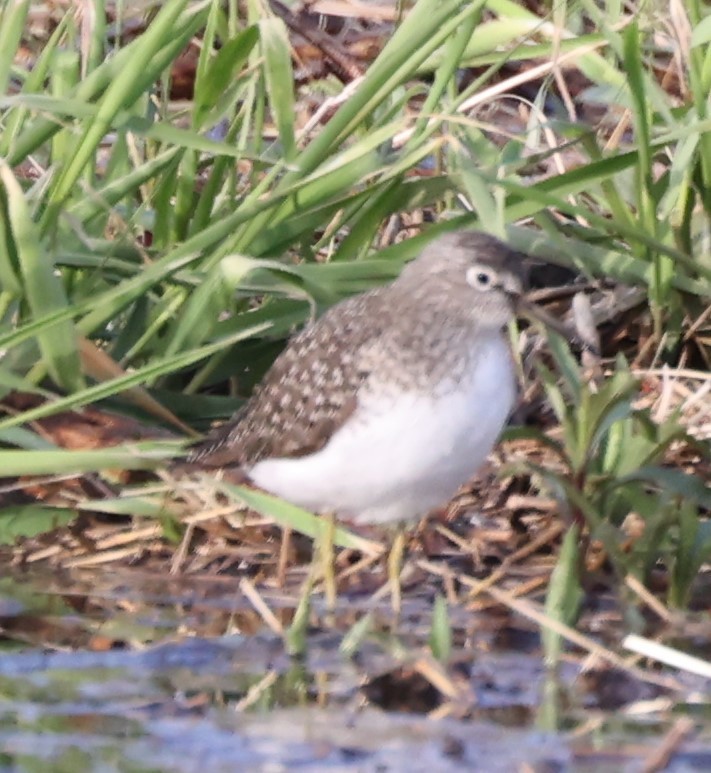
[189,230,528,606]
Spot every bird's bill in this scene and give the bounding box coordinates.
[515,295,574,341]
[516,293,602,358]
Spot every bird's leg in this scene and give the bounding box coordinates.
[319,511,337,613]
[277,525,292,588]
[388,525,406,617]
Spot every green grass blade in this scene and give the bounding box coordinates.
[0,323,272,433]
[0,0,29,96]
[260,17,296,160]
[0,444,180,476]
[224,484,382,554]
[42,0,203,223]
[0,161,83,391]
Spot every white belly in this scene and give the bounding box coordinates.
[247,336,516,524]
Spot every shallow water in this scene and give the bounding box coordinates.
[2,567,711,771]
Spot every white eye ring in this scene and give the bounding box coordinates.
[466,266,497,290]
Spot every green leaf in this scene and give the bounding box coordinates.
[0,505,78,544]
[286,573,313,657]
[544,329,582,402]
[0,427,57,451]
[260,18,296,160]
[542,525,583,666]
[68,147,182,225]
[429,595,452,663]
[0,325,272,434]
[193,25,260,128]
[0,444,180,476]
[670,504,711,608]
[691,15,711,48]
[76,495,173,518]
[42,0,205,222]
[0,0,29,98]
[221,483,382,554]
[0,0,30,94]
[0,161,83,391]
[340,613,374,657]
[536,362,570,425]
[617,467,711,508]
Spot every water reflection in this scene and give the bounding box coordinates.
[2,566,711,770]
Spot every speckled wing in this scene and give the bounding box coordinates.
[187,290,386,468]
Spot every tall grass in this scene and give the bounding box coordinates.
[0,0,709,586]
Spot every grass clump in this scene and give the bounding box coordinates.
[0,0,709,620]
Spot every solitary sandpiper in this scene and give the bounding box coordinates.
[188,230,528,605]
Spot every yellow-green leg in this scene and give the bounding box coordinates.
[387,525,406,617]
[277,526,292,588]
[319,512,337,613]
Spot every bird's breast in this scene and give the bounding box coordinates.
[247,333,516,524]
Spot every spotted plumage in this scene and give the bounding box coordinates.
[188,230,528,524]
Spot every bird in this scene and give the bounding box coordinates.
[187,230,528,607]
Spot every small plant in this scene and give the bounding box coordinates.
[514,329,711,608]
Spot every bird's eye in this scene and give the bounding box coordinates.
[466,266,496,290]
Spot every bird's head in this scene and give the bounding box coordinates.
[397,230,527,329]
